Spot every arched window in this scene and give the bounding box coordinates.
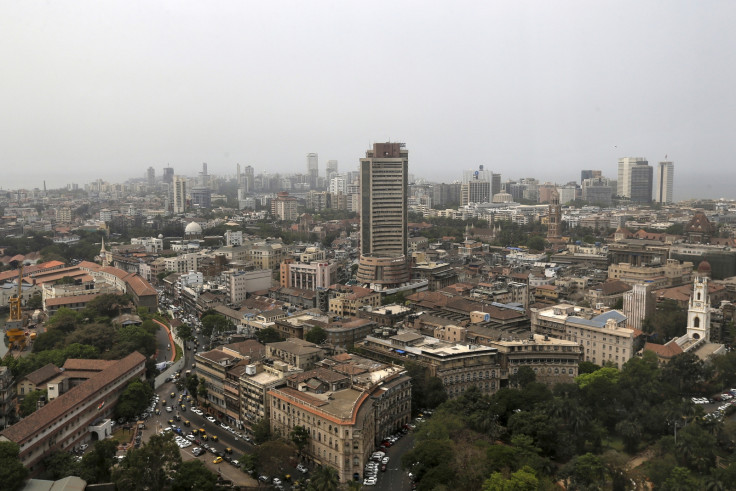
[694,317,700,328]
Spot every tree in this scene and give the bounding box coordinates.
[642,299,688,341]
[115,379,154,421]
[185,373,199,401]
[79,439,118,483]
[0,441,29,491]
[255,327,282,344]
[171,460,218,491]
[615,419,643,454]
[39,450,79,480]
[527,236,546,252]
[563,452,606,489]
[509,367,536,389]
[27,292,43,310]
[176,323,193,342]
[110,325,156,358]
[240,452,259,476]
[113,431,181,491]
[64,323,116,352]
[82,293,128,320]
[32,328,68,352]
[47,307,83,332]
[661,352,707,394]
[290,425,310,454]
[20,389,47,417]
[307,465,340,491]
[483,465,538,491]
[252,417,271,444]
[662,466,701,491]
[200,313,231,338]
[197,377,209,407]
[305,326,327,344]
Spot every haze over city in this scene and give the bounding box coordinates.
[3,1,735,199]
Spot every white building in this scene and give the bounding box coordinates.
[226,269,272,303]
[656,161,674,204]
[131,237,164,253]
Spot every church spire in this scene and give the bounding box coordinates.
[100,237,109,267]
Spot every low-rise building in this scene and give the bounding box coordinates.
[357,304,412,328]
[0,352,146,475]
[239,361,301,431]
[608,259,694,289]
[268,354,410,482]
[17,363,62,400]
[328,285,381,317]
[267,339,325,370]
[357,330,503,398]
[531,304,636,369]
[0,367,15,427]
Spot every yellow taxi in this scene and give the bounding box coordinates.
[213,456,223,464]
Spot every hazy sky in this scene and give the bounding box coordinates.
[2,1,736,199]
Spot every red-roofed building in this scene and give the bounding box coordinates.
[0,352,146,475]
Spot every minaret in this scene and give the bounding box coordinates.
[687,276,711,341]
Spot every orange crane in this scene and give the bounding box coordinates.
[8,264,23,323]
[5,264,27,350]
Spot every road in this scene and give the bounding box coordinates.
[373,433,414,491]
[148,307,416,490]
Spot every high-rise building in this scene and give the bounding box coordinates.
[617,157,652,203]
[326,160,338,179]
[191,187,211,208]
[580,169,601,183]
[357,142,410,287]
[244,165,254,192]
[198,162,209,187]
[172,175,187,214]
[162,166,174,184]
[146,166,155,187]
[329,175,347,195]
[656,161,674,204]
[582,177,613,206]
[623,283,655,330]
[307,153,319,186]
[460,166,500,205]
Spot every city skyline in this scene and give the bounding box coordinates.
[3,2,736,199]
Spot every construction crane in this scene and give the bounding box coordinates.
[8,263,23,323]
[5,263,28,351]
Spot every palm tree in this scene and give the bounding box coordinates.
[308,465,340,491]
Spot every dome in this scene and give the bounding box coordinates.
[158,234,163,239]
[697,260,712,273]
[184,221,203,235]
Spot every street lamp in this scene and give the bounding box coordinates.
[668,417,685,444]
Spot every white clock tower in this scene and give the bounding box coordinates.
[687,276,711,341]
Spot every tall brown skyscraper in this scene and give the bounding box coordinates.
[356,142,410,288]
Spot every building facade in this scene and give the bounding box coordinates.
[656,160,674,204]
[531,304,636,369]
[0,352,146,475]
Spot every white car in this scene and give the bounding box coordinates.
[363,478,377,486]
[382,456,390,465]
[206,416,216,423]
[297,464,308,473]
